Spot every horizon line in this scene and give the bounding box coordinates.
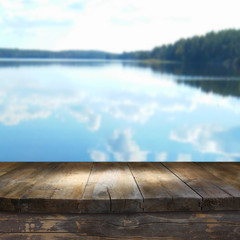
[0,28,239,54]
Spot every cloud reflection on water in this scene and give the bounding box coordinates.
[89,129,148,162]
[170,124,240,161]
[0,61,240,161]
[107,129,148,161]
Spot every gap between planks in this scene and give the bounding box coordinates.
[0,162,240,213]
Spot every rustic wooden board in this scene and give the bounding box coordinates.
[129,162,201,211]
[20,163,93,213]
[81,162,143,213]
[0,162,23,177]
[198,163,240,190]
[0,163,58,212]
[0,162,240,213]
[0,234,172,240]
[0,163,55,197]
[0,211,239,240]
[163,162,240,210]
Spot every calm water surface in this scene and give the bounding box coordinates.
[0,59,240,161]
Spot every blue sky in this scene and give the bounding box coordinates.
[0,0,239,52]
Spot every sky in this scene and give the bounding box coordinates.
[0,0,239,53]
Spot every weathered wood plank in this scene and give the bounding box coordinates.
[198,163,240,190]
[163,162,240,210]
[0,163,23,177]
[0,163,57,198]
[129,162,201,211]
[20,163,93,213]
[0,163,15,169]
[1,211,240,228]
[0,162,19,170]
[81,162,143,213]
[0,162,240,214]
[0,212,239,240]
[0,163,57,211]
[0,233,172,240]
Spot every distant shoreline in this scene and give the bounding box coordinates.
[0,58,136,62]
[0,58,175,64]
[0,29,239,66]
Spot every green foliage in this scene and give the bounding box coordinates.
[151,29,240,64]
[119,51,151,60]
[178,80,240,98]
[0,49,118,59]
[0,29,239,65]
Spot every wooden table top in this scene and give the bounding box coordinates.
[0,162,239,213]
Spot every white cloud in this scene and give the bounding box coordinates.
[0,0,240,51]
[170,125,223,154]
[155,152,167,161]
[89,150,108,161]
[23,93,85,109]
[215,156,236,162]
[176,153,192,162]
[0,105,50,125]
[170,124,240,160]
[107,129,148,161]
[1,94,102,130]
[103,101,158,124]
[69,107,101,131]
[192,93,240,114]
[0,91,86,126]
[2,69,239,128]
[1,62,240,130]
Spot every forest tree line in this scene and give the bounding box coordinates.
[0,29,240,65]
[0,49,118,59]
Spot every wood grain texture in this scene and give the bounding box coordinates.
[0,211,239,240]
[81,162,143,213]
[20,163,93,213]
[0,163,57,212]
[163,162,240,210]
[0,163,56,198]
[198,163,240,190]
[0,234,174,240]
[0,163,23,177]
[0,162,240,213]
[129,162,201,211]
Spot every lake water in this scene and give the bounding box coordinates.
[0,59,239,162]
